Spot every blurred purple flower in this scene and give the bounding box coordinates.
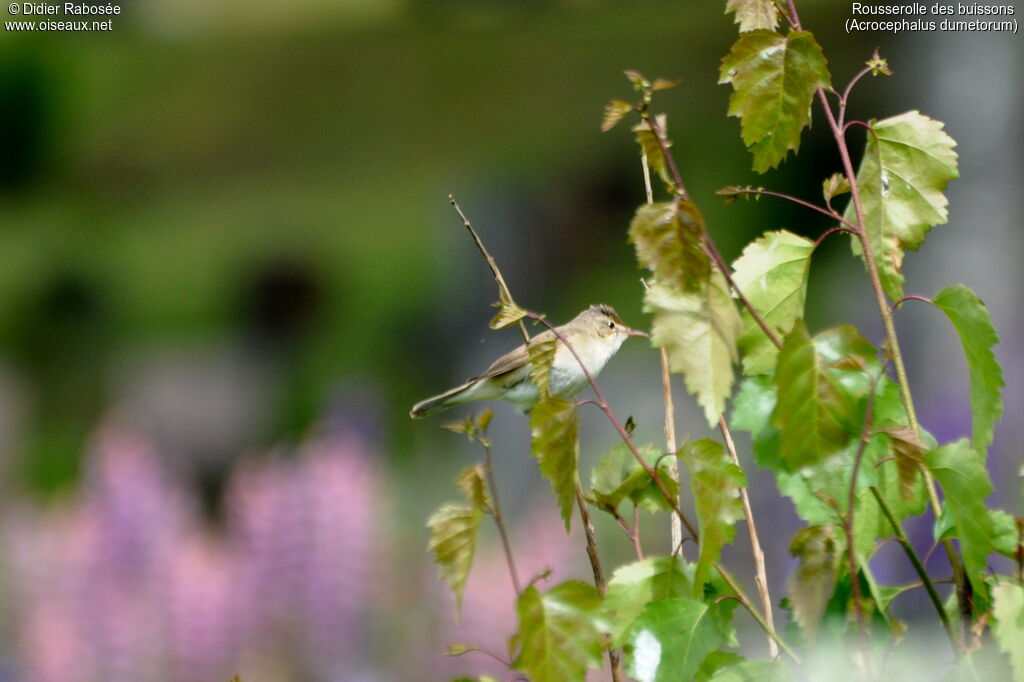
[3,425,385,682]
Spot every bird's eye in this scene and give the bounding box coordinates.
[607,321,616,329]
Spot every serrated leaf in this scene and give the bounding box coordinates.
[719,30,831,173]
[427,503,483,616]
[625,69,648,87]
[992,582,1024,682]
[590,443,678,514]
[490,301,527,330]
[630,200,711,293]
[530,395,579,531]
[510,582,607,682]
[846,111,959,299]
[990,510,1020,558]
[708,659,793,681]
[925,440,995,601]
[822,172,850,202]
[604,556,695,643]
[882,425,925,501]
[771,324,876,469]
[456,464,492,513]
[933,285,1004,455]
[725,0,779,32]
[787,524,843,642]
[528,337,558,396]
[602,99,634,132]
[443,409,494,447]
[731,230,814,375]
[625,599,722,682]
[633,119,676,193]
[730,374,776,437]
[645,273,741,426]
[696,652,746,682]
[652,77,682,91]
[681,439,746,594]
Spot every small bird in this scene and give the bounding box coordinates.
[410,304,647,418]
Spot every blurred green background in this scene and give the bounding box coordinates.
[0,0,1021,679]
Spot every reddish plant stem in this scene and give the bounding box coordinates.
[528,311,801,662]
[726,187,861,232]
[786,0,971,649]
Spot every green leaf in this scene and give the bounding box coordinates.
[846,111,959,299]
[725,0,779,32]
[625,599,723,682]
[696,652,746,682]
[427,503,483,616]
[590,443,679,514]
[511,581,607,682]
[629,200,710,294]
[786,525,843,642]
[730,230,814,375]
[925,440,995,601]
[645,273,741,427]
[992,582,1024,681]
[991,510,1021,558]
[490,301,527,330]
[602,99,633,132]
[730,374,776,437]
[772,324,876,469]
[604,556,695,643]
[719,30,831,173]
[530,395,580,531]
[708,659,793,681]
[681,439,746,594]
[933,285,1005,454]
[456,464,492,513]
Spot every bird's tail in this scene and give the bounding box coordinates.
[409,380,475,419]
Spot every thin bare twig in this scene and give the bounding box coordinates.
[719,416,778,659]
[483,442,522,595]
[449,198,623,681]
[639,154,683,556]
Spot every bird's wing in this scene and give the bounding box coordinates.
[473,329,557,381]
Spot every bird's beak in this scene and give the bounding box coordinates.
[623,326,648,338]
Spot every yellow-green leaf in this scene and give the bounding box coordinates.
[645,273,741,426]
[530,395,580,531]
[456,464,492,513]
[731,230,814,375]
[993,582,1024,682]
[846,111,959,299]
[719,30,831,173]
[725,0,779,32]
[629,200,710,294]
[511,582,607,682]
[427,503,483,617]
[602,99,633,132]
[490,301,527,330]
[882,425,925,501]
